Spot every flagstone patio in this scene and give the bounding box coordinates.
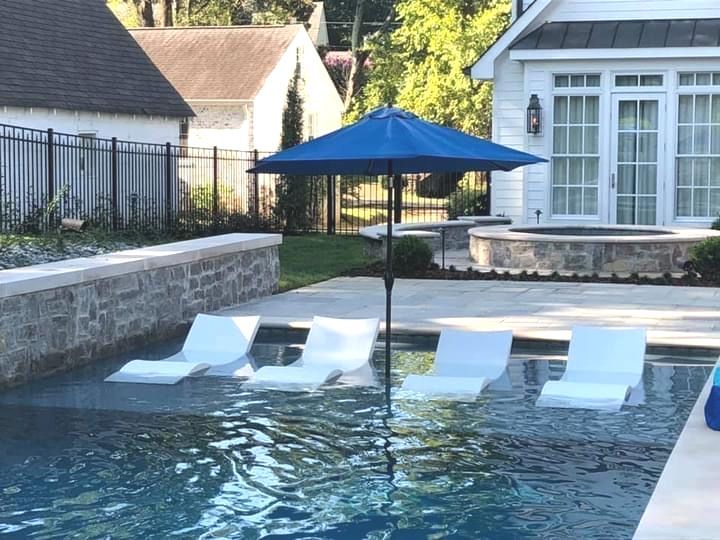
[220,276,720,349]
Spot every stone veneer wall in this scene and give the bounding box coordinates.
[470,238,695,273]
[0,234,280,388]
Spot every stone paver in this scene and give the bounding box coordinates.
[221,276,720,349]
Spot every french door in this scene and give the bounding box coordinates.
[610,94,665,225]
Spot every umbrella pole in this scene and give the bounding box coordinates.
[384,162,394,402]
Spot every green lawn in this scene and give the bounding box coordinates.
[279,235,372,292]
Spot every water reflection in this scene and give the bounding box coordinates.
[0,341,711,539]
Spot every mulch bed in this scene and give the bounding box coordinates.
[345,261,715,287]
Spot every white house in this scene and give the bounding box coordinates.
[307,2,330,48]
[0,0,192,143]
[471,0,720,227]
[130,25,343,152]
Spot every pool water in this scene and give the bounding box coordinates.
[0,336,711,539]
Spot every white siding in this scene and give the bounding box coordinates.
[0,106,180,144]
[548,0,719,21]
[491,50,527,223]
[186,103,251,150]
[253,30,342,152]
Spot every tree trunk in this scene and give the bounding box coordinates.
[162,0,174,26]
[343,0,366,110]
[136,0,155,26]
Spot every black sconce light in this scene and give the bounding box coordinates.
[526,94,542,135]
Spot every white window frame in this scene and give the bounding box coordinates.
[549,74,603,219]
[674,75,720,220]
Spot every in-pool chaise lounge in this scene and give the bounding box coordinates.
[400,329,513,399]
[536,326,646,411]
[105,314,261,384]
[245,316,380,391]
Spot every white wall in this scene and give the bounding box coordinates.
[253,28,342,152]
[0,106,180,144]
[186,102,251,150]
[491,50,533,223]
[547,0,719,21]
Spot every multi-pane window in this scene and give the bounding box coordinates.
[551,95,600,216]
[615,74,664,87]
[679,72,720,87]
[676,93,720,218]
[554,74,600,89]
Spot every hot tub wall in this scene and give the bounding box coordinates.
[0,234,281,388]
[470,237,694,273]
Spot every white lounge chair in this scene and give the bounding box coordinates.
[105,314,261,384]
[536,326,646,411]
[399,329,513,400]
[245,316,380,391]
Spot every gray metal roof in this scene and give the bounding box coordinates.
[511,19,720,50]
[0,0,194,118]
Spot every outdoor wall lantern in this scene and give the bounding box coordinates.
[526,94,542,135]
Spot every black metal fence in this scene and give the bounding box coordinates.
[0,123,489,235]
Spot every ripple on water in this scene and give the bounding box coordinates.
[0,347,710,539]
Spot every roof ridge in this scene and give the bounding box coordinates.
[130,24,303,31]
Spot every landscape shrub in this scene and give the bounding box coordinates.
[392,236,433,275]
[712,215,720,230]
[446,189,486,219]
[690,237,720,283]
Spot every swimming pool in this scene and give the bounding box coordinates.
[0,334,711,539]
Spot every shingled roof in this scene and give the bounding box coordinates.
[0,0,193,118]
[512,19,720,50]
[130,25,303,101]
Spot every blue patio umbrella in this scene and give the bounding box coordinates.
[249,106,546,387]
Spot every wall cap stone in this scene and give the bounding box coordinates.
[360,217,511,241]
[0,233,282,299]
[469,225,720,245]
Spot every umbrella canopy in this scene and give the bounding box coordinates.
[248,106,545,176]
[248,106,546,399]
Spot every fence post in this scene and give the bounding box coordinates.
[252,149,260,226]
[212,146,219,231]
[165,142,172,231]
[393,174,402,224]
[46,128,54,230]
[485,172,492,216]
[111,137,118,231]
[326,174,335,235]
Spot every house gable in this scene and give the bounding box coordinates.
[471,0,720,80]
[130,25,303,102]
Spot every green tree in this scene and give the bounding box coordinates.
[275,62,313,231]
[352,0,510,137]
[107,0,314,27]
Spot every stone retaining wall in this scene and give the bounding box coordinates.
[470,238,696,272]
[0,234,281,388]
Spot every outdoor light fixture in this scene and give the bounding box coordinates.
[527,94,542,135]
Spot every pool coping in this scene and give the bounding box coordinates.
[633,370,719,540]
[253,318,720,353]
[468,224,720,244]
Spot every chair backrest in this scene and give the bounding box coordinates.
[433,329,513,380]
[302,316,380,370]
[183,314,260,355]
[566,326,646,386]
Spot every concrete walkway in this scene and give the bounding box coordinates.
[221,276,720,349]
